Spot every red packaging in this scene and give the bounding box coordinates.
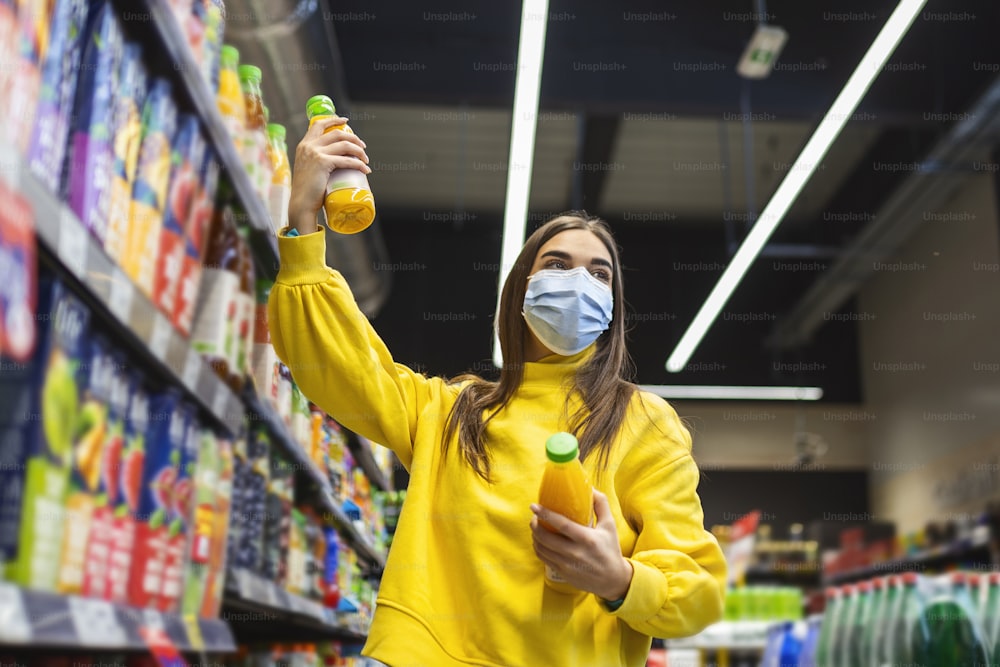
[172,149,218,336]
[126,391,186,608]
[0,179,36,362]
[158,405,199,614]
[104,375,151,602]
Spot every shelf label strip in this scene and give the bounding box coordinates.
[0,582,32,642]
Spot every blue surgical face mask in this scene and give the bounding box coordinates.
[522,266,614,356]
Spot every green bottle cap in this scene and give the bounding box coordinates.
[545,432,579,463]
[238,64,262,83]
[267,123,286,140]
[221,45,239,68]
[306,94,336,119]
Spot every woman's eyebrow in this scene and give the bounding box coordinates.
[540,249,613,269]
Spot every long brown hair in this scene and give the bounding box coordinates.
[442,212,637,481]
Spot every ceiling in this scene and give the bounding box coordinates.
[279,0,1000,402]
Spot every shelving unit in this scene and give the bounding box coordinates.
[11,145,245,436]
[0,582,235,652]
[346,432,392,493]
[823,528,994,586]
[243,391,386,572]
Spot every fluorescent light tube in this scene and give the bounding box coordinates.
[640,385,824,401]
[665,0,927,373]
[493,0,550,368]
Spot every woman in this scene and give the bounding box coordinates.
[269,115,727,667]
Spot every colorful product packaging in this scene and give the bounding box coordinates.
[2,0,45,156]
[55,335,115,594]
[104,374,150,602]
[181,426,219,616]
[125,78,178,297]
[172,147,219,336]
[26,0,89,193]
[158,404,198,613]
[6,280,91,590]
[0,176,37,363]
[200,433,234,617]
[0,4,18,133]
[262,448,294,586]
[154,114,205,320]
[126,391,186,608]
[80,352,129,599]
[104,42,148,265]
[64,0,123,245]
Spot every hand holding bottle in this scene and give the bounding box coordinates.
[288,115,370,235]
[530,489,634,602]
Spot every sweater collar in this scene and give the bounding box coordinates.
[520,345,595,386]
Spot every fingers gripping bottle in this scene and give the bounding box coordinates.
[305,95,375,234]
[538,432,592,594]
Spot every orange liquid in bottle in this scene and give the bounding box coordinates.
[305,95,376,234]
[538,432,592,593]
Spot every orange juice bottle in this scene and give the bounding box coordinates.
[238,64,271,203]
[305,94,376,234]
[538,432,593,592]
[266,123,291,234]
[215,45,245,157]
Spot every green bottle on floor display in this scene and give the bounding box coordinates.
[813,587,840,667]
[916,572,991,667]
[887,573,931,666]
[858,577,888,665]
[827,584,856,667]
[872,575,902,667]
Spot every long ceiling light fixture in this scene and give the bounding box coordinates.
[493,0,550,368]
[641,385,824,401]
[665,0,928,373]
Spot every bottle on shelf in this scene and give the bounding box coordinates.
[886,572,932,667]
[537,432,592,593]
[826,583,855,667]
[917,572,991,666]
[813,587,841,667]
[216,45,246,159]
[191,201,240,387]
[985,573,1000,662]
[305,94,376,234]
[872,574,902,667]
[266,123,292,234]
[238,64,272,204]
[842,580,872,667]
[858,576,888,665]
[235,223,257,388]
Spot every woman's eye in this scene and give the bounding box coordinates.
[592,270,610,282]
[545,259,568,269]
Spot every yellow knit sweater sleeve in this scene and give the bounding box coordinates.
[610,392,728,638]
[266,228,443,469]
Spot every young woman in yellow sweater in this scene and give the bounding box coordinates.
[269,115,727,667]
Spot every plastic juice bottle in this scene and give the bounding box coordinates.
[234,224,256,391]
[238,64,270,203]
[858,577,887,665]
[305,95,376,234]
[537,432,592,593]
[191,204,239,385]
[266,123,291,234]
[919,572,991,667]
[216,45,245,156]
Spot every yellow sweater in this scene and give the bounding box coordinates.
[268,229,727,667]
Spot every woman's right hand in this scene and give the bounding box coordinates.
[288,116,372,234]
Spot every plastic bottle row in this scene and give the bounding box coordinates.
[724,586,806,622]
[761,570,1000,667]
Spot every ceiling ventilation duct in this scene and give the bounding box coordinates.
[222,0,391,317]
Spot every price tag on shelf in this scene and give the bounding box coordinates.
[150,314,172,361]
[57,208,88,278]
[68,596,127,647]
[182,351,201,391]
[0,582,32,642]
[108,269,134,324]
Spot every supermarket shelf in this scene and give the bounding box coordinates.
[222,569,366,644]
[0,582,235,652]
[346,432,392,493]
[133,0,280,274]
[823,529,993,586]
[243,389,387,571]
[11,149,245,436]
[663,621,770,651]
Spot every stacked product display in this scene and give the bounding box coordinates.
[0,0,388,663]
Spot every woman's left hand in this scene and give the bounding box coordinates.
[530,489,634,601]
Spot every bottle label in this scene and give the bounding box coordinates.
[326,167,371,194]
[190,268,240,363]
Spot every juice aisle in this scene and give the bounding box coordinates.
[0,1,402,666]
